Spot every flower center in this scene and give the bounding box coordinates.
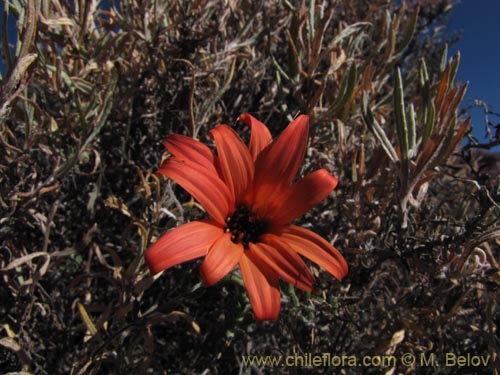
[225,205,267,248]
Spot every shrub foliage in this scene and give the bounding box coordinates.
[1,0,499,374]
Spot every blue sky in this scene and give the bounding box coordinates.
[448,1,500,146]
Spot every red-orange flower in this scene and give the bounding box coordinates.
[145,113,348,320]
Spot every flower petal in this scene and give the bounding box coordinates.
[209,125,254,203]
[252,115,309,216]
[248,240,315,292]
[158,158,233,224]
[281,225,348,281]
[200,233,244,285]
[270,169,338,225]
[237,113,273,160]
[254,115,309,185]
[163,134,217,173]
[145,220,223,275]
[239,253,281,321]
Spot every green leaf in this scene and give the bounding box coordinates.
[439,44,448,73]
[407,103,417,158]
[422,101,435,148]
[394,67,409,163]
[435,117,456,164]
[362,92,399,162]
[449,51,461,87]
[395,5,419,55]
[330,64,358,115]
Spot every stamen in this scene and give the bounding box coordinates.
[224,205,267,248]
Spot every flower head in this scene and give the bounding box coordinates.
[145,113,348,320]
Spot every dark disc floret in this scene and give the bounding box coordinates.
[225,205,268,248]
